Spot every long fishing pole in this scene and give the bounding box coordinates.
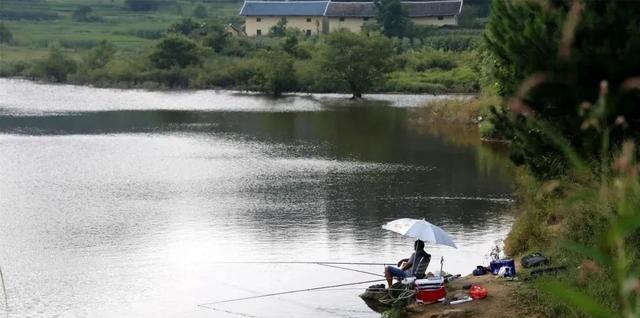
[0,266,8,318]
[198,278,385,307]
[314,263,384,277]
[212,261,393,266]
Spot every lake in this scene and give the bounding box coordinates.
[0,79,513,318]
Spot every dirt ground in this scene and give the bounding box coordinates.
[406,274,529,318]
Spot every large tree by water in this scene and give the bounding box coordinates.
[319,30,393,98]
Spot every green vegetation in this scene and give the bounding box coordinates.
[484,0,640,179]
[321,31,393,98]
[72,5,102,22]
[31,45,78,82]
[0,22,13,44]
[375,0,410,38]
[125,0,160,12]
[149,36,202,69]
[476,1,640,317]
[0,0,486,95]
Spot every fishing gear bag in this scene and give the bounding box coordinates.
[521,253,549,268]
[472,265,488,276]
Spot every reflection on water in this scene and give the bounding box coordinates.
[0,79,512,318]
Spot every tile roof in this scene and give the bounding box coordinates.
[404,1,463,17]
[241,0,462,18]
[240,1,330,16]
[325,2,376,17]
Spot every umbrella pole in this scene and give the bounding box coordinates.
[439,256,444,276]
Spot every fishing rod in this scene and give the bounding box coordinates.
[212,261,393,266]
[314,263,384,277]
[0,266,7,318]
[198,278,385,307]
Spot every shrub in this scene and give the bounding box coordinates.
[0,10,58,21]
[72,5,102,22]
[0,22,13,44]
[149,36,202,69]
[269,19,287,37]
[33,45,78,82]
[168,18,201,36]
[192,5,208,19]
[84,40,117,69]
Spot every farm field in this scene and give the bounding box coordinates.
[1,0,242,60]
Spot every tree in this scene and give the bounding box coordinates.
[484,0,640,177]
[192,5,208,19]
[319,30,393,98]
[125,0,158,11]
[269,18,287,37]
[251,50,297,97]
[281,33,298,56]
[168,18,201,36]
[375,0,411,38]
[37,45,77,82]
[84,40,116,69]
[202,24,229,53]
[149,36,202,69]
[0,22,13,44]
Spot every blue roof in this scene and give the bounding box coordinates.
[240,1,330,16]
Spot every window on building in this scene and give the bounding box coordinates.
[306,29,311,36]
[306,18,312,22]
[438,16,444,20]
[363,17,369,21]
[281,17,287,23]
[339,17,345,22]
[256,17,261,22]
[256,29,262,36]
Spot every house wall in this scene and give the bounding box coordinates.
[244,14,459,36]
[327,17,370,33]
[245,16,324,36]
[411,15,458,26]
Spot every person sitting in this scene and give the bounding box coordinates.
[384,240,431,288]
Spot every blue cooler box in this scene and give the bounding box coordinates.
[490,259,516,276]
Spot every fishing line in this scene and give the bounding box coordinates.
[198,278,385,307]
[201,305,267,318]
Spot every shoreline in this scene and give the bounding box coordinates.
[0,76,480,96]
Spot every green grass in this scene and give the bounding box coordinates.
[0,0,241,58]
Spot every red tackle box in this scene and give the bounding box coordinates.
[414,277,446,303]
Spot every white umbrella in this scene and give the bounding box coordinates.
[382,218,457,249]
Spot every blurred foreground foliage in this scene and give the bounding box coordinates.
[480,1,640,317]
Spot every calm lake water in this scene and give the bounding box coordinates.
[0,79,513,318]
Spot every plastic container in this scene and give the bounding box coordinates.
[415,277,446,303]
[489,259,516,276]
